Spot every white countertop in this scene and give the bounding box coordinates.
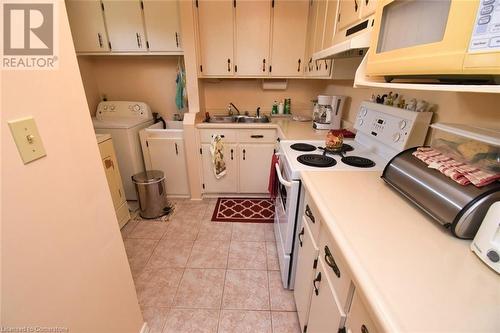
[301,171,500,332]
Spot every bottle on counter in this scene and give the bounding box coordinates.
[284,98,291,114]
[278,101,284,114]
[272,100,278,114]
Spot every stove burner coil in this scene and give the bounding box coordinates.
[341,156,375,168]
[297,154,337,167]
[290,143,317,152]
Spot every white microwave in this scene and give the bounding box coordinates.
[366,0,500,83]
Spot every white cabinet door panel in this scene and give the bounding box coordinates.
[201,143,238,193]
[102,0,146,52]
[239,144,274,193]
[66,0,110,52]
[143,0,182,52]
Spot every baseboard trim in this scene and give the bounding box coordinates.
[139,322,150,333]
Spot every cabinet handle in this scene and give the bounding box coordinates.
[298,227,304,247]
[324,245,341,278]
[227,58,231,72]
[315,60,319,71]
[365,0,369,6]
[325,60,328,70]
[354,0,358,12]
[262,59,266,72]
[305,205,315,223]
[361,325,369,333]
[175,142,179,155]
[175,32,179,48]
[313,272,321,296]
[230,148,234,160]
[242,149,246,160]
[250,135,264,139]
[297,58,301,72]
[104,159,114,169]
[97,33,103,48]
[136,33,142,48]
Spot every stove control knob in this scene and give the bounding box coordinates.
[358,119,364,126]
[133,104,141,112]
[392,133,401,142]
[361,107,368,117]
[399,120,407,130]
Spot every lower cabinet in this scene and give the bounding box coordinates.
[345,291,379,333]
[201,143,238,193]
[239,143,275,193]
[306,257,347,333]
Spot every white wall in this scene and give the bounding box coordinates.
[1,3,144,332]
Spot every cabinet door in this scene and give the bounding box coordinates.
[197,0,234,76]
[102,156,125,209]
[323,0,339,48]
[270,0,309,76]
[147,138,190,196]
[201,143,238,193]
[143,0,182,52]
[360,0,377,19]
[235,0,271,76]
[294,220,319,332]
[345,291,379,333]
[337,0,361,30]
[66,0,110,52]
[307,258,346,333]
[313,0,327,53]
[102,0,146,52]
[239,144,274,193]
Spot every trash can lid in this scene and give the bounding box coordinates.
[132,170,165,184]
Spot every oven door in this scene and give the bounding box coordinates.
[367,0,478,76]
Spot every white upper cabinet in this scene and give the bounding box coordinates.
[235,0,271,76]
[270,0,309,77]
[197,0,234,76]
[337,0,361,31]
[102,0,146,52]
[323,0,339,49]
[360,0,377,19]
[66,0,110,53]
[143,0,182,52]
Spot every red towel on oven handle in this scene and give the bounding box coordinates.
[268,153,279,198]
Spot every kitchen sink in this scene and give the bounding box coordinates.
[205,115,270,124]
[206,115,237,123]
[237,116,270,123]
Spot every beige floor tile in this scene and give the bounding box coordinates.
[232,223,274,242]
[187,240,230,269]
[218,310,272,333]
[222,270,270,310]
[162,308,219,333]
[163,218,201,241]
[123,238,158,277]
[135,267,184,307]
[266,242,280,271]
[173,269,225,309]
[148,239,194,268]
[197,222,232,241]
[121,219,139,239]
[268,271,296,311]
[129,220,170,240]
[227,241,267,270]
[271,311,301,333]
[141,307,170,333]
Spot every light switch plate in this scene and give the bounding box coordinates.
[8,117,47,164]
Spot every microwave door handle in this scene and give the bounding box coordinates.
[275,163,292,188]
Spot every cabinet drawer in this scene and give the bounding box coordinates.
[303,192,321,243]
[199,129,237,143]
[319,229,354,310]
[345,291,379,333]
[237,129,276,143]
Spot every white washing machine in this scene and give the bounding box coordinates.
[93,101,154,200]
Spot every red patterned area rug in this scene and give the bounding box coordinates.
[211,198,275,223]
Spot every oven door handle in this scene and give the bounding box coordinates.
[275,163,292,188]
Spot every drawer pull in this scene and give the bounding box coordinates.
[324,246,341,278]
[305,205,315,223]
[361,325,369,333]
[230,148,234,160]
[298,227,304,247]
[250,135,264,139]
[313,271,321,295]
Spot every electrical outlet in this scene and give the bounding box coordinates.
[8,117,47,164]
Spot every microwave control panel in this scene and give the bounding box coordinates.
[469,0,500,52]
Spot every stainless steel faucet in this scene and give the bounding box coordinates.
[227,102,241,116]
[256,107,261,118]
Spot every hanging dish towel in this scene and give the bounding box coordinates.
[210,135,226,179]
[268,153,280,198]
[175,69,185,111]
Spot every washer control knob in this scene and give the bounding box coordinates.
[103,105,108,110]
[361,108,368,117]
[392,133,401,142]
[133,104,141,112]
[110,105,115,111]
[399,120,407,130]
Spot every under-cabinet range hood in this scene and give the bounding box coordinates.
[313,15,374,60]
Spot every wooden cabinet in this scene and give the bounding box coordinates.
[143,0,182,52]
[239,144,274,193]
[323,0,339,49]
[235,0,271,76]
[294,219,319,333]
[201,143,238,193]
[102,0,146,52]
[345,291,379,333]
[98,137,130,229]
[66,0,110,53]
[270,0,309,76]
[306,257,346,333]
[305,0,332,78]
[144,138,190,196]
[197,0,234,76]
[360,0,377,19]
[337,0,361,31]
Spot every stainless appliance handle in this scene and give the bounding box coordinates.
[275,163,292,188]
